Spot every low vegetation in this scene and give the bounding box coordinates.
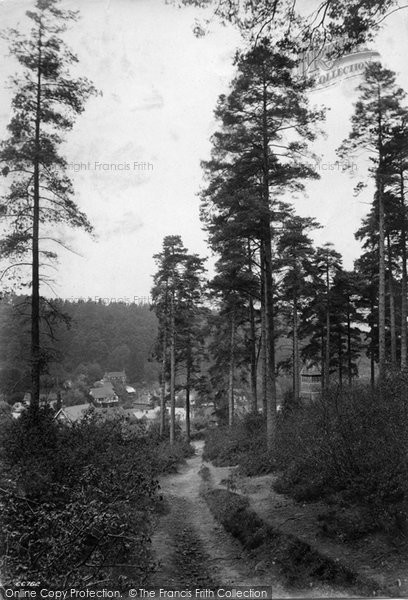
[203,413,275,476]
[204,377,408,541]
[0,409,193,589]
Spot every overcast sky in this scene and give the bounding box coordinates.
[1,0,408,302]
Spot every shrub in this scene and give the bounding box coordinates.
[0,407,167,589]
[275,376,408,537]
[203,413,275,476]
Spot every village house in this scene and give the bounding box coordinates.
[103,371,126,385]
[89,385,119,406]
[54,403,91,424]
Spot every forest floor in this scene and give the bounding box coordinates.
[148,441,367,598]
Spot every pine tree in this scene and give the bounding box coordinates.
[201,39,322,449]
[176,253,206,440]
[0,0,98,414]
[338,62,405,379]
[277,214,320,400]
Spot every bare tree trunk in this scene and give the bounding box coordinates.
[185,379,191,442]
[400,168,407,369]
[378,166,386,380]
[262,70,277,452]
[293,294,300,401]
[249,294,258,412]
[160,330,167,436]
[228,308,235,428]
[321,330,325,393]
[338,332,343,388]
[170,290,176,445]
[260,257,267,416]
[247,239,258,412]
[185,337,192,441]
[325,263,330,390]
[31,31,43,416]
[387,232,397,366]
[347,304,352,385]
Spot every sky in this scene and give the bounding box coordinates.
[1,0,408,302]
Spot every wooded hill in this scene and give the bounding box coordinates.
[0,297,159,402]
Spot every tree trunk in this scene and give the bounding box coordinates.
[260,258,268,416]
[321,330,325,393]
[31,31,42,416]
[185,342,191,441]
[347,302,352,385]
[160,329,167,436]
[293,293,300,401]
[262,69,277,452]
[170,289,176,445]
[325,263,330,390]
[378,163,386,380]
[387,232,397,366]
[185,385,191,442]
[338,332,343,388]
[400,168,407,369]
[228,308,235,428]
[248,241,257,411]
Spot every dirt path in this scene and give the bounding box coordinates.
[148,441,353,598]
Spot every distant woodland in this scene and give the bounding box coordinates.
[0,297,159,401]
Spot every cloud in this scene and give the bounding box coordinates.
[104,212,144,239]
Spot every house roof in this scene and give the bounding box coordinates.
[90,386,117,399]
[54,404,91,423]
[96,380,114,389]
[104,371,126,378]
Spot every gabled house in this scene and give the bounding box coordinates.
[54,403,91,424]
[89,386,119,406]
[103,371,126,385]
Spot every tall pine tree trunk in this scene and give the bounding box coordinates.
[170,289,176,445]
[387,232,397,366]
[400,169,407,369]
[185,336,192,441]
[228,308,235,428]
[31,31,42,415]
[160,329,167,436]
[293,294,300,401]
[325,264,330,390]
[248,240,257,411]
[347,304,352,385]
[260,258,268,416]
[262,71,277,451]
[378,166,386,379]
[185,360,191,442]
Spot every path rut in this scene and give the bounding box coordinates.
[148,441,356,598]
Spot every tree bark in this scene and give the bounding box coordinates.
[31,28,43,415]
[228,308,235,428]
[170,289,176,445]
[325,262,330,390]
[293,293,300,401]
[347,301,352,385]
[377,124,386,379]
[400,168,407,369]
[160,329,167,436]
[185,341,192,441]
[387,232,397,366]
[247,240,257,412]
[260,258,268,416]
[262,68,277,452]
